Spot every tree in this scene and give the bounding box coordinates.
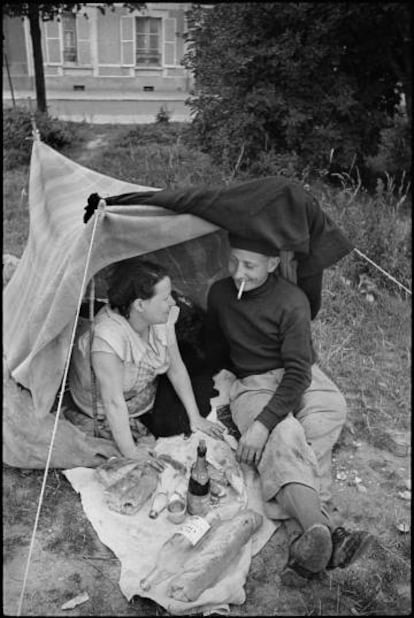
[183,2,411,177]
[2,3,145,113]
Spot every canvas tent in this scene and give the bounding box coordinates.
[3,139,353,469]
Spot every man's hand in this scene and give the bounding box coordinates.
[236,421,269,466]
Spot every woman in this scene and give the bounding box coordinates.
[69,258,224,460]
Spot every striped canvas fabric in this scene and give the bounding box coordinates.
[3,140,219,420]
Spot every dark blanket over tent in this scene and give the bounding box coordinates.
[84,176,354,280]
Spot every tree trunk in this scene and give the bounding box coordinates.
[28,4,47,113]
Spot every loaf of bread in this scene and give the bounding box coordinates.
[167,509,262,602]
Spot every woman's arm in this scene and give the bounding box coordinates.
[166,335,224,440]
[92,351,140,458]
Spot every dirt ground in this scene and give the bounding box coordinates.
[3,425,411,617]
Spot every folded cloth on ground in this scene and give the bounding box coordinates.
[64,413,278,615]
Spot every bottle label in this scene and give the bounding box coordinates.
[177,516,210,545]
[187,492,211,516]
[188,477,210,496]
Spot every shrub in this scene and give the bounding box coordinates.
[364,113,411,188]
[118,122,191,148]
[155,105,171,124]
[3,147,31,171]
[245,149,305,181]
[183,4,406,188]
[3,108,76,169]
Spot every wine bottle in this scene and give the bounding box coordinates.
[187,439,210,516]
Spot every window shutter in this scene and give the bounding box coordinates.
[163,17,176,66]
[76,15,91,65]
[44,20,62,64]
[175,11,185,64]
[121,16,134,66]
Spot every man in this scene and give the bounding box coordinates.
[205,234,373,584]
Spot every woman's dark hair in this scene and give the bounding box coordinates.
[107,258,169,318]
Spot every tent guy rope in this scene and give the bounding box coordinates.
[353,248,411,296]
[16,201,106,616]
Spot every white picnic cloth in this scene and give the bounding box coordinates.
[64,414,278,615]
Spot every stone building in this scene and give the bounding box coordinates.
[3,3,193,94]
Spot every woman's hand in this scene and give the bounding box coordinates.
[128,445,166,472]
[190,416,226,440]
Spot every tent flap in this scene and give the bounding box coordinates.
[3,363,120,468]
[85,176,354,276]
[3,141,221,422]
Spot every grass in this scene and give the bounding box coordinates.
[333,541,411,615]
[3,116,411,616]
[3,167,30,257]
[67,121,226,188]
[314,174,411,297]
[313,262,411,448]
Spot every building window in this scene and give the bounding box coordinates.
[135,17,161,66]
[63,13,77,62]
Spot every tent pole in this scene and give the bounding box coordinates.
[88,276,100,437]
[87,198,107,437]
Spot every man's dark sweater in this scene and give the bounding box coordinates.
[205,273,316,431]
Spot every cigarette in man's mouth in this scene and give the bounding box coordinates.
[237,279,246,300]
